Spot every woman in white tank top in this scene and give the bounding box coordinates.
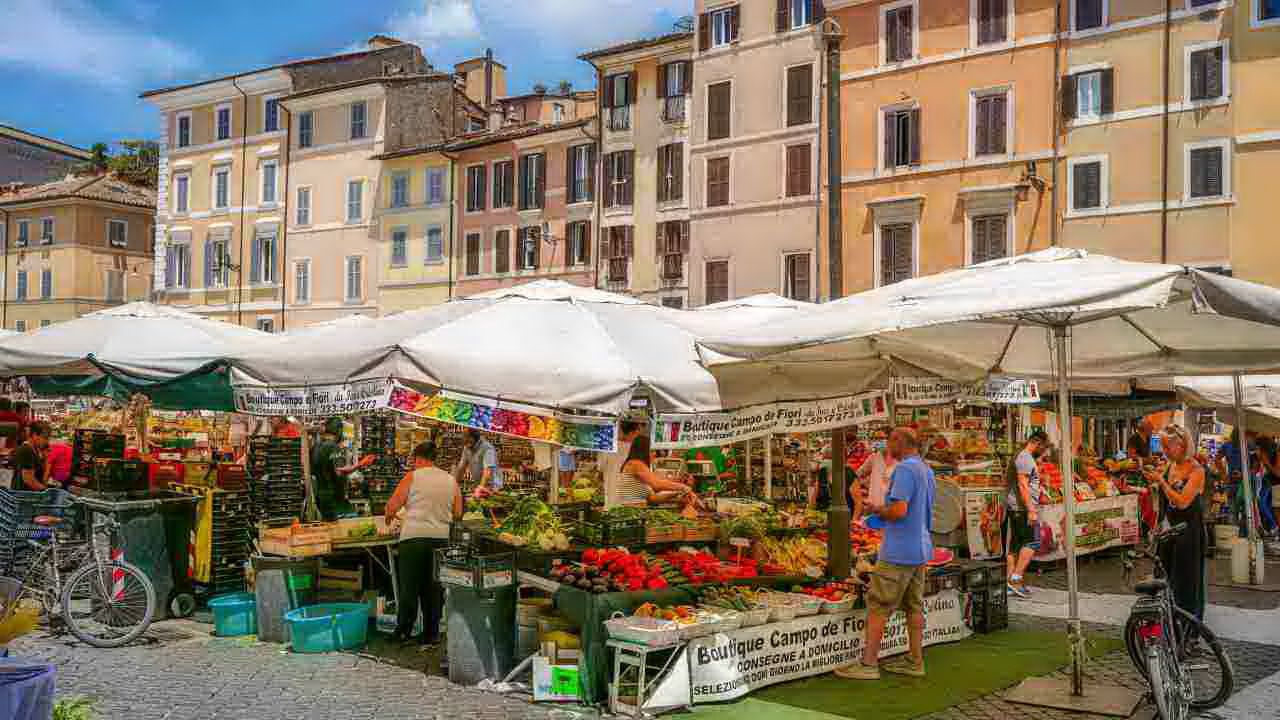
[384,441,462,645]
[618,435,701,507]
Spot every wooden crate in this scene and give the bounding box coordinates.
[260,524,332,557]
[683,519,718,543]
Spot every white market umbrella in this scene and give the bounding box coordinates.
[1176,375,1280,435]
[283,314,379,337]
[702,248,1280,694]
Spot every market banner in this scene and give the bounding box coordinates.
[893,377,1040,406]
[652,391,890,450]
[965,489,1006,560]
[387,383,617,452]
[688,590,969,703]
[1033,494,1141,561]
[233,379,393,417]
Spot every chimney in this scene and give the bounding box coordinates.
[367,34,402,50]
[484,48,494,107]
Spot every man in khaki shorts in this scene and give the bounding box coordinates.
[836,427,936,680]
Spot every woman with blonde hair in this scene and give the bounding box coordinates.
[1143,424,1207,620]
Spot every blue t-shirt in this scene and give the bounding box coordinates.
[879,455,935,567]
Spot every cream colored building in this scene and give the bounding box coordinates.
[581,32,694,307]
[0,175,155,330]
[371,146,455,313]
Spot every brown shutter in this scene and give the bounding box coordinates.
[602,75,615,108]
[777,0,789,32]
[505,161,515,206]
[730,5,740,41]
[536,154,546,208]
[495,230,509,274]
[786,144,810,197]
[658,64,669,99]
[991,95,1007,154]
[623,151,634,205]
[884,111,897,168]
[657,145,669,202]
[1100,68,1115,115]
[971,217,987,264]
[813,0,825,21]
[566,146,575,199]
[793,254,811,300]
[975,98,990,156]
[683,60,693,94]
[1206,47,1223,98]
[708,82,731,140]
[898,7,913,59]
[582,222,592,264]
[787,64,813,126]
[885,10,899,62]
[478,165,487,209]
[909,108,921,165]
[880,230,893,285]
[673,142,684,200]
[624,226,634,258]
[628,72,638,105]
[680,220,690,253]
[1061,74,1077,120]
[604,152,615,207]
[699,12,710,51]
[989,215,1007,260]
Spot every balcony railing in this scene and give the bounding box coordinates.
[663,96,686,124]
[609,106,631,132]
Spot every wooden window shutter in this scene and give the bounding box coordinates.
[909,108,922,165]
[658,64,669,99]
[1206,148,1223,197]
[813,0,825,21]
[699,12,711,51]
[730,5,741,41]
[582,222,592,265]
[880,230,894,285]
[673,143,684,200]
[1206,47,1224,98]
[709,83,731,140]
[885,11,899,62]
[1073,162,1100,208]
[883,111,897,168]
[787,65,813,126]
[898,7,913,59]
[786,144,811,197]
[536,155,546,208]
[628,72,638,105]
[1100,68,1115,115]
[682,61,693,94]
[975,98,991,156]
[795,254,811,300]
[587,146,597,200]
[657,146,669,202]
[495,231,510,274]
[680,220,690,253]
[989,215,1007,260]
[624,226,635,258]
[604,152,616,207]
[477,165,487,210]
[603,76,615,108]
[1061,74,1077,120]
[533,228,542,269]
[566,147,575,198]
[624,150,635,205]
[777,0,788,32]
[991,95,1007,154]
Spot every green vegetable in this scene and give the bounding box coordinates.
[720,515,767,540]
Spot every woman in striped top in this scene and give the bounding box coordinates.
[617,435,699,507]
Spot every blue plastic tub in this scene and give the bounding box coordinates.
[209,592,257,637]
[284,603,369,653]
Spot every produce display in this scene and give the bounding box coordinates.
[493,496,571,551]
[632,603,694,622]
[758,536,828,576]
[699,585,769,613]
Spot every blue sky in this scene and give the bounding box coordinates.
[1,0,692,150]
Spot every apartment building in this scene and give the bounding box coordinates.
[0,174,154,330]
[1,125,92,187]
[452,118,597,296]
[581,32,694,307]
[371,144,456,313]
[1234,0,1280,287]
[829,0,1056,292]
[688,0,826,305]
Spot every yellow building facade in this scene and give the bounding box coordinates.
[372,148,456,313]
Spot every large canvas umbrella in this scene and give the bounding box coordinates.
[701,248,1280,693]
[1176,375,1280,434]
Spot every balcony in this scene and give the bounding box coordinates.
[607,258,629,286]
[663,96,686,124]
[661,253,684,282]
[609,106,631,132]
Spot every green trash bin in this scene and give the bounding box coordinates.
[438,546,517,685]
[252,555,320,644]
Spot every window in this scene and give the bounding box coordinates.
[705,260,729,304]
[15,271,26,301]
[567,221,591,266]
[974,0,1008,46]
[883,107,921,169]
[495,230,511,274]
[661,297,684,309]
[15,220,28,247]
[788,0,818,29]
[706,156,730,207]
[391,228,408,267]
[391,173,409,208]
[568,144,594,204]
[108,219,128,248]
[296,187,311,226]
[298,111,314,149]
[883,2,915,63]
[105,270,124,302]
[1188,44,1226,102]
[257,318,275,333]
[39,320,50,328]
[40,218,53,245]
[492,160,514,208]
[167,242,191,289]
[350,101,367,140]
[251,231,276,284]
[603,151,634,208]
[294,260,311,303]
[973,91,1008,157]
[786,64,814,127]
[970,214,1009,264]
[14,321,24,332]
[346,180,363,222]
[518,226,541,270]
[426,226,444,264]
[1064,69,1111,121]
[659,61,690,122]
[705,6,739,49]
[604,73,633,131]
[552,104,565,123]
[174,175,190,214]
[1073,0,1105,30]
[216,105,231,141]
[879,223,913,286]
[785,144,812,197]
[214,167,230,210]
[261,161,278,204]
[465,233,481,276]
[207,234,230,288]
[176,114,191,148]
[606,226,632,284]
[657,143,684,203]
[707,82,731,141]
[659,221,689,281]
[783,253,811,301]
[1259,0,1280,25]
[427,168,446,205]
[1069,157,1106,211]
[466,165,487,212]
[1187,142,1228,200]
[519,153,546,210]
[264,97,280,133]
[345,256,363,302]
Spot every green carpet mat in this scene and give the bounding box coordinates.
[685,630,1123,720]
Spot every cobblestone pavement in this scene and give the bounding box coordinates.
[10,613,1280,719]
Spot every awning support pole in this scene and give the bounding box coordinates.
[1055,325,1084,696]
[1233,373,1257,545]
[829,427,851,578]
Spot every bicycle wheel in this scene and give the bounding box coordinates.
[60,560,155,648]
[1174,609,1234,710]
[1146,640,1189,720]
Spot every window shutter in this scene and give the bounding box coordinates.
[531,229,541,269]
[204,238,214,287]
[673,143,684,200]
[504,162,515,206]
[1206,46,1223,98]
[587,146,597,200]
[777,0,789,32]
[880,231,894,284]
[990,215,1007,260]
[603,75,615,108]
[795,254,811,300]
[1201,148,1223,197]
[165,245,176,288]
[730,5,740,41]
[1100,68,1115,115]
[975,98,990,156]
[699,12,710,51]
[683,61,693,94]
[1061,74,1077,120]
[566,147,575,198]
[1074,162,1100,208]
[883,112,897,168]
[184,247,193,288]
[478,165,487,209]
[536,155,546,209]
[250,236,262,283]
[680,220,690,253]
[909,108,922,165]
[894,227,912,281]
[886,11,899,62]
[991,95,1007,154]
[624,226,634,258]
[657,146,669,203]
[582,223,592,265]
[625,151,635,205]
[496,231,510,274]
[813,0,825,21]
[898,7,913,59]
[658,64,669,99]
[628,72,637,105]
[604,153,615,207]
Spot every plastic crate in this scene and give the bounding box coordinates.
[967,586,1009,633]
[959,561,1005,591]
[436,546,516,590]
[926,566,962,596]
[579,512,645,547]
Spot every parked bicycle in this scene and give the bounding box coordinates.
[9,503,155,647]
[1123,522,1233,720]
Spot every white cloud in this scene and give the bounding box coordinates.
[387,0,482,52]
[0,0,198,88]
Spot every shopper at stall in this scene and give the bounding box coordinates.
[384,441,461,646]
[602,421,644,508]
[1144,424,1207,620]
[616,435,699,506]
[1127,418,1155,460]
[453,429,501,495]
[837,427,935,681]
[44,438,72,486]
[1003,430,1048,599]
[270,416,302,439]
[1255,436,1279,537]
[853,448,897,517]
[14,421,51,491]
[311,418,374,521]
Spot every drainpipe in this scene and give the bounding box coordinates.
[1160,0,1171,263]
[814,30,825,301]
[822,20,845,300]
[0,208,7,328]
[586,60,604,290]
[1050,0,1062,247]
[445,153,457,299]
[280,105,292,331]
[232,77,250,326]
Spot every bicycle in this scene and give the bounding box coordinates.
[1122,522,1233,719]
[8,503,156,648]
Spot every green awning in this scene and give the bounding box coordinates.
[26,362,235,412]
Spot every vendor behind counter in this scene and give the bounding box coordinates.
[311,418,374,520]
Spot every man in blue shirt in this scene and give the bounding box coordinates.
[836,427,935,681]
[453,429,501,494]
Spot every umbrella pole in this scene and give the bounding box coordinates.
[1233,374,1257,545]
[1054,326,1084,696]
[829,427,852,578]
